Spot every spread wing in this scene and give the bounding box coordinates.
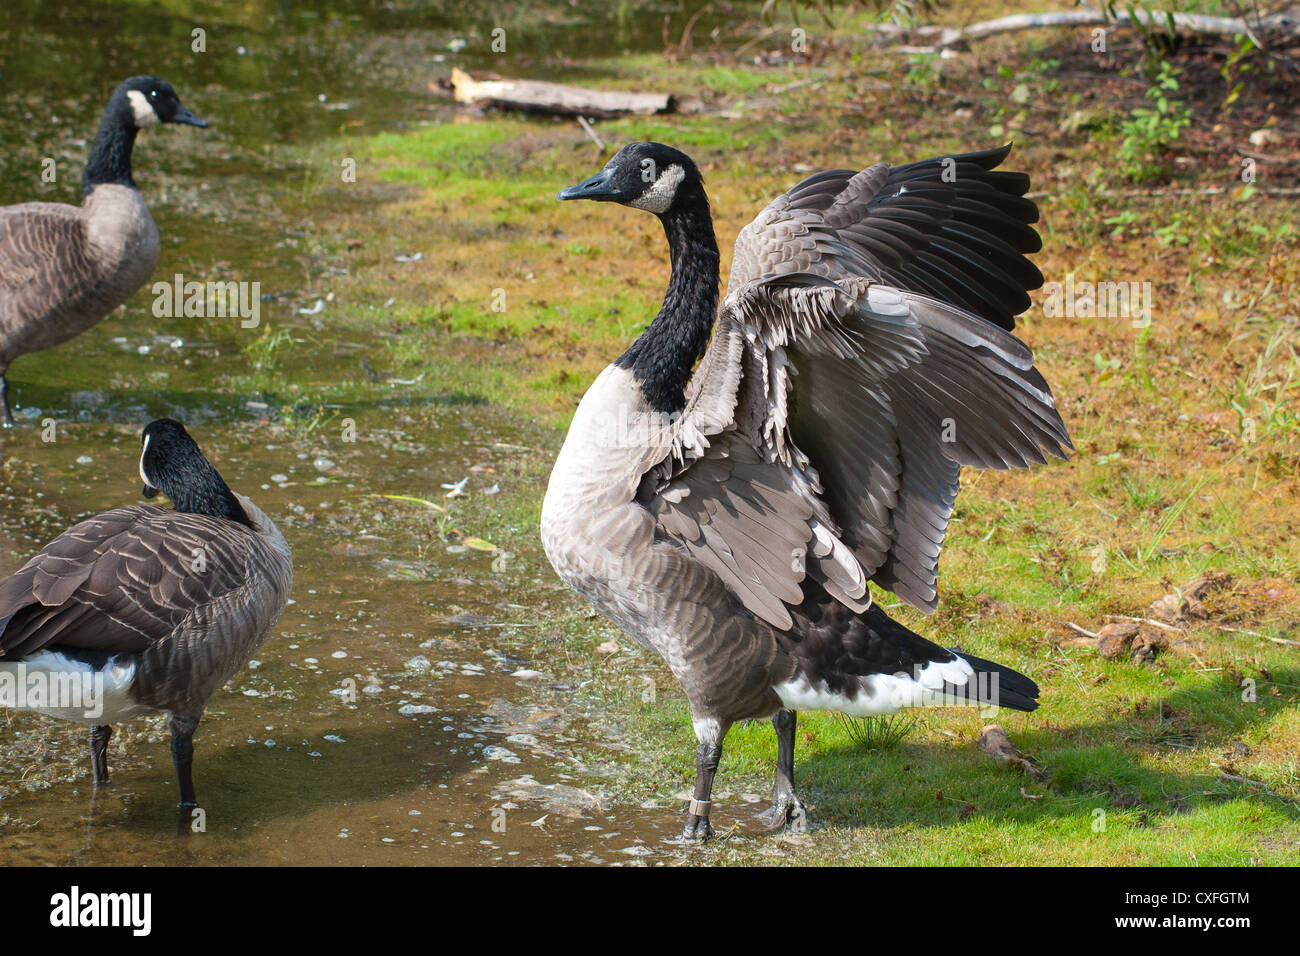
[644,147,1070,626]
[0,505,257,659]
[728,145,1042,331]
[0,202,95,322]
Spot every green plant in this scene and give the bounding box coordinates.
[904,51,941,89]
[1220,32,1259,114]
[1119,61,1192,182]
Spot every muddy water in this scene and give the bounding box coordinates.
[0,0,725,864]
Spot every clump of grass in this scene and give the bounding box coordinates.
[838,712,917,751]
[242,327,298,371]
[1231,324,1299,447]
[279,403,337,439]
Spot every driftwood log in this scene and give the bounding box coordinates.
[448,67,674,118]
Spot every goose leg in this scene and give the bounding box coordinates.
[168,713,200,826]
[0,372,12,427]
[682,718,728,842]
[89,724,113,785]
[756,709,807,832]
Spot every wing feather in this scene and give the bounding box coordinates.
[643,145,1070,624]
[0,505,260,659]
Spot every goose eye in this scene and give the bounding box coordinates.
[149,90,158,98]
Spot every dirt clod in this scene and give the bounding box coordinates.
[1097,621,1141,659]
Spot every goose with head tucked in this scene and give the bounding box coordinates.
[544,142,1072,839]
[0,76,207,424]
[0,419,291,823]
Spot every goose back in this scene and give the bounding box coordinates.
[0,493,292,718]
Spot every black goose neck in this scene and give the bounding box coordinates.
[82,95,139,194]
[616,180,720,414]
[169,463,254,530]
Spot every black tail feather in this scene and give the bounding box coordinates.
[948,646,1040,712]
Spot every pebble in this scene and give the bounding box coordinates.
[399,704,438,715]
[482,745,521,764]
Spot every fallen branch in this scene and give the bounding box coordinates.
[1065,621,1099,639]
[447,67,674,118]
[861,8,1300,49]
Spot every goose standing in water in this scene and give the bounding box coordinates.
[543,143,1071,839]
[0,76,207,424]
[0,419,292,821]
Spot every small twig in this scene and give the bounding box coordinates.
[733,25,779,56]
[676,3,713,54]
[1214,623,1300,647]
[1065,621,1099,639]
[766,77,826,94]
[1219,772,1270,789]
[859,8,1300,49]
[1109,186,1300,198]
[575,115,605,152]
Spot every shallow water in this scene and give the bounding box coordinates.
[0,0,729,865]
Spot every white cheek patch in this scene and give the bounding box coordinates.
[139,433,154,489]
[629,163,685,214]
[126,90,161,127]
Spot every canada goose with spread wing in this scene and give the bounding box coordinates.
[542,142,1071,839]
